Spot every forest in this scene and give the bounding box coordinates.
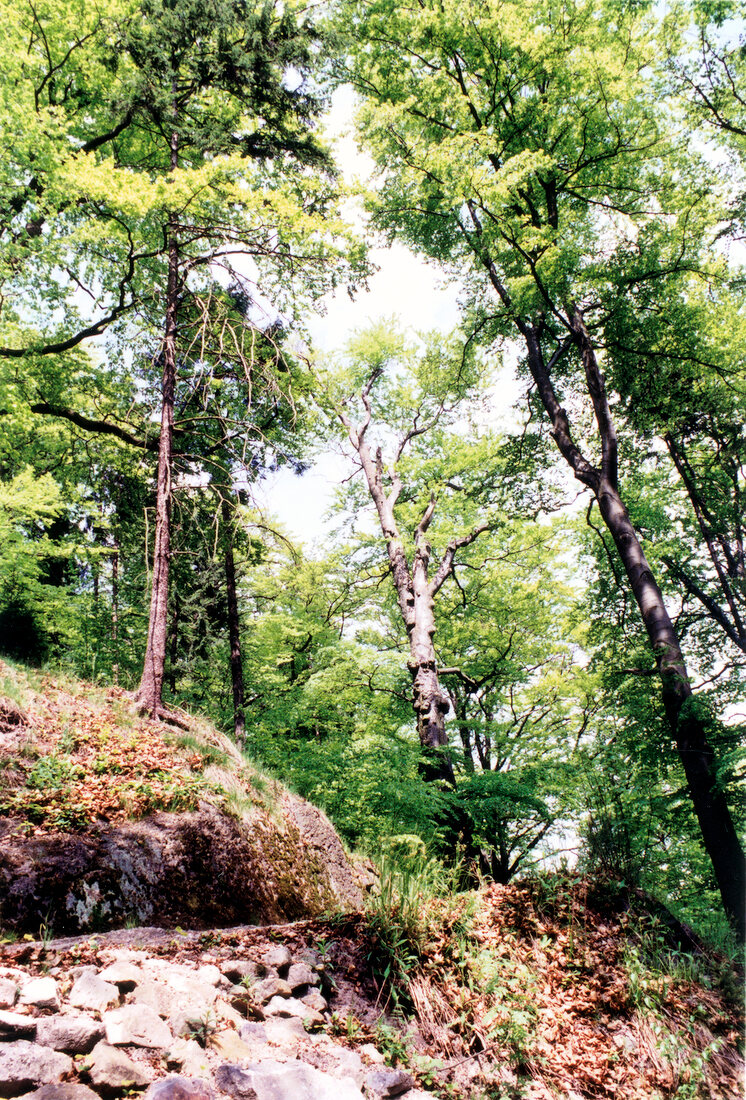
[0,0,744,954]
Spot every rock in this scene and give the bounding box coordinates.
[365,1070,414,1098]
[220,961,260,984]
[251,978,292,1005]
[0,983,17,1011]
[300,990,327,1014]
[97,962,142,992]
[262,946,292,972]
[329,1049,365,1087]
[264,996,323,1024]
[286,963,318,990]
[196,965,222,986]
[215,1001,245,1030]
[165,1038,210,1075]
[264,1018,306,1042]
[35,1014,103,1054]
[229,1060,364,1100]
[209,1029,255,1061]
[132,970,217,1019]
[104,1004,172,1049]
[19,1086,100,1100]
[0,1013,35,1042]
[18,979,58,1013]
[69,973,119,1013]
[85,1040,153,1089]
[0,1041,73,1096]
[214,1066,258,1100]
[238,1022,267,1043]
[143,1079,215,1100]
[360,1045,385,1065]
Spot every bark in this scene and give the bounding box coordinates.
[222,496,246,748]
[136,126,180,717]
[517,305,746,940]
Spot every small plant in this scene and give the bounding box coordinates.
[374,1020,410,1067]
[186,1009,217,1047]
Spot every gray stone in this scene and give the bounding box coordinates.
[0,1013,35,1043]
[329,1049,365,1086]
[300,990,327,1014]
[264,996,323,1024]
[86,1040,153,1089]
[132,973,217,1019]
[251,978,292,1005]
[262,946,292,973]
[18,979,58,1013]
[220,960,261,984]
[196,965,222,986]
[264,1017,306,1042]
[35,1014,103,1054]
[104,1004,172,1049]
[0,983,17,1011]
[0,1041,73,1096]
[364,1070,414,1098]
[18,1086,100,1100]
[228,1060,364,1100]
[143,1079,214,1100]
[238,1022,267,1043]
[69,973,119,1013]
[285,963,318,990]
[97,962,142,992]
[165,1038,211,1076]
[214,1065,258,1100]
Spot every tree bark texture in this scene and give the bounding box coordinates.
[222,496,246,748]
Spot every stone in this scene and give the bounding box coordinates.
[0,1041,73,1095]
[19,1086,100,1100]
[215,1001,245,1030]
[85,1040,154,1089]
[228,1060,364,1100]
[262,946,292,973]
[0,983,17,1011]
[220,960,260,984]
[143,1079,215,1100]
[214,1065,258,1100]
[238,1022,267,1043]
[196,965,222,986]
[329,1049,365,1086]
[69,973,119,1013]
[300,990,327,1014]
[35,1014,103,1054]
[365,1070,414,1098]
[0,1013,35,1042]
[265,997,323,1025]
[264,1018,306,1042]
[132,973,217,1020]
[251,978,292,1005]
[209,1029,255,1062]
[285,964,318,991]
[18,979,58,1013]
[97,962,142,992]
[104,1004,172,1049]
[165,1038,211,1076]
[360,1045,385,1065]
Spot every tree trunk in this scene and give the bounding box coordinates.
[222,496,246,748]
[596,476,746,940]
[519,309,745,941]
[136,128,179,717]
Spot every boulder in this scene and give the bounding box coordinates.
[97,962,142,992]
[35,1014,103,1054]
[143,1080,215,1100]
[262,947,292,973]
[0,1041,72,1097]
[250,978,292,1005]
[0,1014,35,1042]
[364,1070,414,1098]
[0,983,17,1011]
[264,997,323,1025]
[18,979,58,1013]
[220,1060,364,1100]
[286,964,318,991]
[69,973,119,1013]
[104,1004,172,1049]
[165,1038,211,1075]
[85,1040,153,1089]
[18,1087,100,1100]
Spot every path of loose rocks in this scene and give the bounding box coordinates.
[0,934,432,1100]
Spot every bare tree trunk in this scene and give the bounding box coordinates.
[221,496,246,748]
[516,306,746,940]
[136,128,179,718]
[111,543,119,685]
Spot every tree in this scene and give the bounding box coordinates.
[341,0,745,936]
[326,324,493,782]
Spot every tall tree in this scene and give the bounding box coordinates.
[341,0,746,936]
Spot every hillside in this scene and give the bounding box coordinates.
[0,662,743,1100]
[0,660,365,934]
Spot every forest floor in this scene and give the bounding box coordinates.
[0,659,743,1099]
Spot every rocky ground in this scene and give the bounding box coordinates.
[0,920,428,1100]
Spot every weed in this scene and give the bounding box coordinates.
[186,1009,217,1047]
